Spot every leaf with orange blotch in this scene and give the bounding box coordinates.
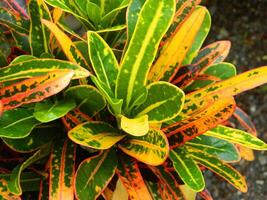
[0,178,21,200]
[0,70,74,111]
[164,97,236,149]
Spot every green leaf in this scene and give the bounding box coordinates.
[170,147,204,192]
[49,139,76,200]
[88,31,119,91]
[133,81,185,123]
[116,0,175,111]
[188,148,247,192]
[75,149,117,200]
[34,99,76,123]
[181,5,211,65]
[119,128,169,165]
[0,178,20,200]
[0,108,40,138]
[185,62,237,91]
[0,31,10,67]
[120,115,149,136]
[86,2,102,25]
[205,125,267,150]
[1,126,57,153]
[186,135,240,162]
[65,85,106,117]
[28,0,51,57]
[0,58,89,83]
[68,121,125,149]
[7,145,50,195]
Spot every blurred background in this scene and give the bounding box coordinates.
[202,1,267,199]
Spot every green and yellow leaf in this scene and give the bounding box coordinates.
[74,149,117,200]
[62,109,93,130]
[119,115,149,136]
[118,128,169,165]
[0,70,74,111]
[68,121,125,150]
[0,178,21,200]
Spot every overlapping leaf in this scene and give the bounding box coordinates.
[0,178,21,200]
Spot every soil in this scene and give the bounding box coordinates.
[202,1,267,199]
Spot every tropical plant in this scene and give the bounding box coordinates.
[0,0,266,199]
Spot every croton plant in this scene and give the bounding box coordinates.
[0,0,266,199]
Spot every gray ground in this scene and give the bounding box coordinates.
[202,1,267,199]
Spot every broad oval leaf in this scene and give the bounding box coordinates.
[119,128,169,165]
[116,0,176,111]
[133,81,185,123]
[170,147,204,192]
[49,139,76,200]
[75,149,117,200]
[148,6,209,82]
[0,108,40,138]
[65,85,106,117]
[205,125,267,150]
[186,135,240,162]
[34,98,76,123]
[88,31,119,91]
[120,115,149,136]
[0,70,74,111]
[0,58,89,82]
[117,154,152,200]
[1,127,56,153]
[188,148,248,192]
[164,97,236,148]
[68,121,125,150]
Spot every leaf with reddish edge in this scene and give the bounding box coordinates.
[148,162,186,200]
[233,106,257,136]
[38,179,49,200]
[74,149,117,200]
[164,97,236,148]
[145,181,166,200]
[187,147,248,193]
[118,128,169,166]
[0,101,2,117]
[62,109,93,130]
[3,0,29,19]
[42,20,92,72]
[171,40,231,88]
[0,178,21,200]
[49,139,76,200]
[116,154,152,200]
[0,70,74,111]
[197,188,213,200]
[179,66,267,121]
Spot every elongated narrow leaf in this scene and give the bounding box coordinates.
[65,85,106,117]
[116,154,152,200]
[116,0,175,111]
[34,99,76,123]
[186,135,240,162]
[133,81,185,123]
[164,97,235,148]
[62,109,93,130]
[8,146,50,195]
[205,125,267,150]
[75,149,117,200]
[148,6,209,82]
[170,147,204,191]
[0,7,29,34]
[0,178,21,200]
[49,139,76,200]
[180,66,267,120]
[2,127,57,153]
[88,31,119,91]
[198,188,213,200]
[172,41,231,87]
[119,128,169,165]
[0,108,40,138]
[0,70,74,111]
[68,121,125,150]
[145,181,166,200]
[0,58,88,82]
[188,148,247,192]
[120,115,149,136]
[233,106,257,135]
[28,0,51,57]
[3,0,29,19]
[184,63,236,91]
[42,20,91,71]
[148,164,186,199]
[39,179,49,200]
